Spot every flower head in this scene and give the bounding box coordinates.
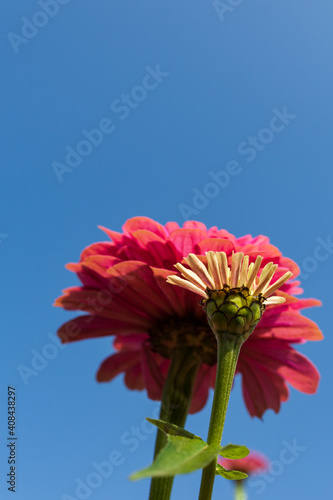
[167,252,292,340]
[218,451,269,476]
[54,217,322,417]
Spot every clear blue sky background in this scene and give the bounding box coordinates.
[1,1,332,499]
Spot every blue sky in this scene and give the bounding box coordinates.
[1,1,332,499]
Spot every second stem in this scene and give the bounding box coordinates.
[148,347,200,500]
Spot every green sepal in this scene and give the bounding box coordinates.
[215,463,248,480]
[130,435,221,480]
[219,444,250,460]
[146,418,199,439]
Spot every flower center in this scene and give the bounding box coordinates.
[148,320,217,365]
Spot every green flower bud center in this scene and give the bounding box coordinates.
[201,286,266,339]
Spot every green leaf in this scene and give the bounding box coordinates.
[216,463,248,480]
[132,419,250,481]
[146,418,200,439]
[130,435,221,480]
[219,444,250,460]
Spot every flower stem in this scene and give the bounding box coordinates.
[198,335,243,500]
[235,481,247,500]
[148,347,201,500]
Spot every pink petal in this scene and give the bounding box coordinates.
[141,343,166,400]
[238,337,320,416]
[257,312,323,341]
[183,221,208,231]
[106,261,180,318]
[236,235,254,245]
[124,361,145,390]
[196,238,234,255]
[169,229,207,256]
[278,257,300,277]
[123,217,167,239]
[121,243,161,266]
[80,242,117,260]
[245,339,320,394]
[96,351,141,382]
[98,225,125,245]
[237,357,289,418]
[248,235,271,246]
[130,230,181,267]
[207,227,237,242]
[55,287,153,323]
[152,266,203,319]
[114,333,150,351]
[189,365,212,414]
[263,292,322,316]
[67,255,121,288]
[164,222,180,234]
[57,315,148,343]
[237,244,281,262]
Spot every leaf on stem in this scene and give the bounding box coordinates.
[131,419,250,481]
[215,464,248,480]
[130,435,221,480]
[219,444,250,460]
[146,418,200,439]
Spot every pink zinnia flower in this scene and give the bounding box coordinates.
[218,451,269,476]
[54,217,322,417]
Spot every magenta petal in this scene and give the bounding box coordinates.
[189,365,212,414]
[207,227,236,242]
[196,238,235,255]
[106,261,178,318]
[123,216,167,239]
[238,336,320,416]
[57,315,148,343]
[98,225,125,245]
[169,229,207,256]
[238,358,289,418]
[263,346,320,394]
[257,312,323,341]
[278,257,300,277]
[124,362,145,390]
[141,343,166,400]
[55,287,153,323]
[114,333,150,351]
[130,230,181,267]
[69,255,121,288]
[151,266,203,318]
[80,242,117,260]
[97,351,140,382]
[164,221,180,234]
[183,221,208,231]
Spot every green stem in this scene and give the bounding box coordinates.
[198,335,243,500]
[148,347,200,500]
[235,481,247,500]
